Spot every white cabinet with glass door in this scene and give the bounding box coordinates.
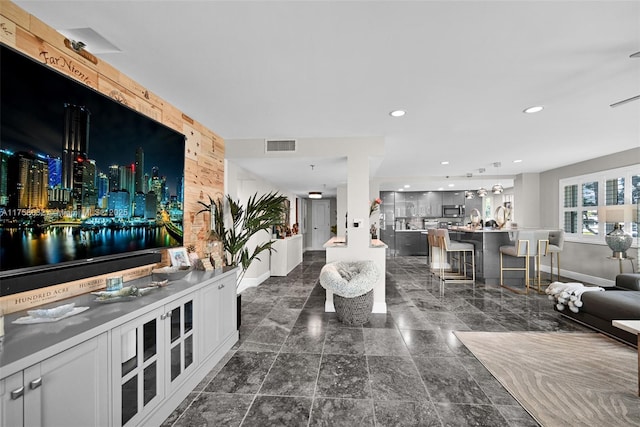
[112,295,196,427]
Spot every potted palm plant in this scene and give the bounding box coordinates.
[197,191,288,329]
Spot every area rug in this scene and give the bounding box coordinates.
[454,331,640,427]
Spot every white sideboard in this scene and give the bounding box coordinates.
[270,235,303,276]
[0,268,238,427]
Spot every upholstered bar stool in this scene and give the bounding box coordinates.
[547,230,565,282]
[436,229,475,283]
[534,233,550,292]
[499,230,548,294]
[428,228,441,275]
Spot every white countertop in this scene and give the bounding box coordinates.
[323,236,388,249]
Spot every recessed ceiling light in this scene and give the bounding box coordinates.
[389,110,406,117]
[513,159,523,163]
[441,161,449,165]
[437,187,444,191]
[523,105,544,114]
[398,188,404,191]
[448,184,455,187]
[404,184,410,188]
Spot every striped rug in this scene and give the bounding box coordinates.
[455,331,640,427]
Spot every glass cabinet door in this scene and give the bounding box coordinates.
[114,308,164,427]
[166,296,196,392]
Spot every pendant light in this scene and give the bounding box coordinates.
[492,162,503,194]
[477,168,488,197]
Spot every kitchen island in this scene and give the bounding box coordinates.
[447,228,531,286]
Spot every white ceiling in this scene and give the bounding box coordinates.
[15,0,640,198]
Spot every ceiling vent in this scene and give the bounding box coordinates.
[265,139,297,153]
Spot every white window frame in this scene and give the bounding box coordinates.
[559,164,639,246]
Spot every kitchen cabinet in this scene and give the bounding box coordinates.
[395,192,421,218]
[380,192,395,228]
[380,228,396,256]
[0,334,109,427]
[424,192,442,218]
[442,191,464,206]
[395,231,428,256]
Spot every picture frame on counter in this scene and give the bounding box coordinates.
[168,247,191,268]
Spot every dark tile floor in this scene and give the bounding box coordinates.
[162,251,590,427]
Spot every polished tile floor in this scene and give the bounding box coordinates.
[162,251,589,426]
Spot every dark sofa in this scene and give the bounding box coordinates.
[555,273,640,347]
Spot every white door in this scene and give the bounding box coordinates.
[311,200,331,249]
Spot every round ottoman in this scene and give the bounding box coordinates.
[319,260,379,326]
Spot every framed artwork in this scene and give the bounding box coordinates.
[168,247,191,268]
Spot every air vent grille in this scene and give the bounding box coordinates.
[265,139,296,153]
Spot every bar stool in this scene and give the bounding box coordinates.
[534,234,550,292]
[499,230,548,294]
[427,228,440,275]
[436,229,475,283]
[547,230,564,282]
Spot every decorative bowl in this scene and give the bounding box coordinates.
[28,302,76,319]
[152,266,192,281]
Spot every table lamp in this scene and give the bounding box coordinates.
[599,205,636,259]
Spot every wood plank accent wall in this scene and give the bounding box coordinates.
[0,2,224,312]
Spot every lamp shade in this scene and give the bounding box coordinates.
[597,205,637,223]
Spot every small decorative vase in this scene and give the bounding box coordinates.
[605,223,633,259]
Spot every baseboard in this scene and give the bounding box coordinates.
[237,271,270,294]
[372,301,387,314]
[538,265,615,287]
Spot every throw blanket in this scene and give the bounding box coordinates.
[545,281,605,313]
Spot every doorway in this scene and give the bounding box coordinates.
[311,199,331,250]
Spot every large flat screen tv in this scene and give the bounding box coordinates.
[1,44,185,296]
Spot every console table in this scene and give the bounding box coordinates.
[270,235,303,276]
[0,268,238,426]
[612,320,640,396]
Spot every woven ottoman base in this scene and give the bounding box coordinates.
[333,289,374,326]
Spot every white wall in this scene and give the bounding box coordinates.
[225,160,297,291]
[536,147,640,285]
[513,173,540,228]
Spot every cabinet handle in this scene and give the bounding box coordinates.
[10,387,24,400]
[29,377,42,390]
[166,311,172,318]
[218,284,225,290]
